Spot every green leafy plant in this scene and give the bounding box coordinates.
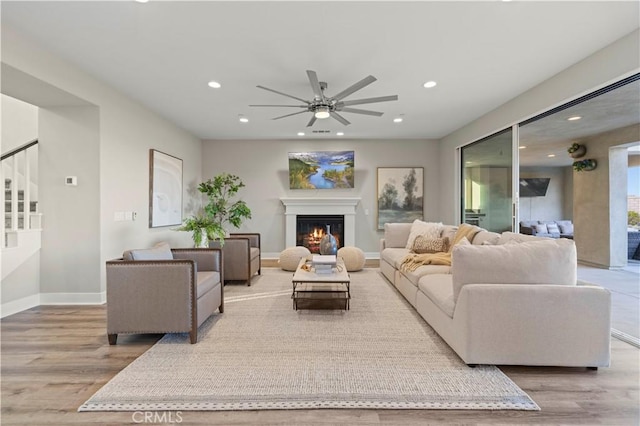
[198,173,252,244]
[572,158,597,172]
[567,143,581,154]
[175,214,217,247]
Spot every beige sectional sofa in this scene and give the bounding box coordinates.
[380,222,611,368]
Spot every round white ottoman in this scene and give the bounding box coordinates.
[279,246,311,271]
[338,246,366,272]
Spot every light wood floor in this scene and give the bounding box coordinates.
[2,296,639,425]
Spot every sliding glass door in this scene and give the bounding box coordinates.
[460,128,513,233]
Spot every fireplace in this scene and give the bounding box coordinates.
[296,215,344,253]
[280,198,360,248]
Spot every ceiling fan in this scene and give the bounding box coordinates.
[250,70,398,127]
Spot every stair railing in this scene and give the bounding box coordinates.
[1,139,39,244]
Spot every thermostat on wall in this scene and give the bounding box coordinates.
[65,176,77,186]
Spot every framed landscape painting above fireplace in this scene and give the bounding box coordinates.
[288,151,354,189]
[377,167,423,230]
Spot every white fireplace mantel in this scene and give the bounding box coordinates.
[281,197,360,247]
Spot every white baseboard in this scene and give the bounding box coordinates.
[40,291,106,305]
[1,294,41,318]
[1,292,106,318]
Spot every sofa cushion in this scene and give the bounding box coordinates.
[401,264,452,285]
[451,239,577,302]
[472,230,501,245]
[406,220,443,249]
[384,222,412,248]
[418,274,455,318]
[123,242,173,261]
[546,223,561,235]
[441,225,458,243]
[497,231,550,244]
[196,271,220,298]
[381,248,411,269]
[412,236,449,254]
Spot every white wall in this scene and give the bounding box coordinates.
[1,25,203,302]
[439,29,640,225]
[201,139,440,256]
[1,94,38,152]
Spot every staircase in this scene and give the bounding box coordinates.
[1,140,42,280]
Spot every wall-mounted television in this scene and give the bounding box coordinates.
[519,178,550,197]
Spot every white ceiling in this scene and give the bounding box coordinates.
[2,1,639,141]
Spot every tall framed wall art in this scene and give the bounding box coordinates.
[377,167,423,230]
[149,149,183,227]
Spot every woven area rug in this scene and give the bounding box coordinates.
[79,268,539,411]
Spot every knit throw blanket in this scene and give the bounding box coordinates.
[400,224,482,272]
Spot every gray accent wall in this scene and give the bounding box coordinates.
[201,139,440,255]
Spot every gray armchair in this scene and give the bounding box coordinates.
[106,247,223,344]
[210,233,260,285]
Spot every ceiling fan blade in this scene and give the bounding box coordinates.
[306,70,325,101]
[330,111,351,126]
[338,107,384,117]
[272,110,309,120]
[332,75,377,101]
[340,95,398,106]
[306,115,317,127]
[249,104,308,108]
[257,85,310,104]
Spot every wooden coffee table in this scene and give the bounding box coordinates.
[291,258,351,310]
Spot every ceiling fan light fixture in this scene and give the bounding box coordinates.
[315,106,330,119]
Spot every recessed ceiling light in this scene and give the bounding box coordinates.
[336,132,344,136]
[465,161,473,164]
[135,0,149,3]
[207,81,221,89]
[239,117,249,123]
[547,154,556,158]
[423,81,437,88]
[567,116,582,121]
[393,117,403,123]
[297,132,305,136]
[519,146,527,149]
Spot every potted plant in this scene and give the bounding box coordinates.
[198,173,252,244]
[567,142,586,158]
[572,158,597,172]
[175,214,217,248]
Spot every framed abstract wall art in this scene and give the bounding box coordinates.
[288,151,354,189]
[377,167,423,230]
[149,149,183,227]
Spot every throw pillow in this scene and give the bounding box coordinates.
[451,238,577,302]
[125,242,173,261]
[558,223,574,234]
[532,223,548,234]
[405,219,444,249]
[412,236,449,254]
[546,223,560,234]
